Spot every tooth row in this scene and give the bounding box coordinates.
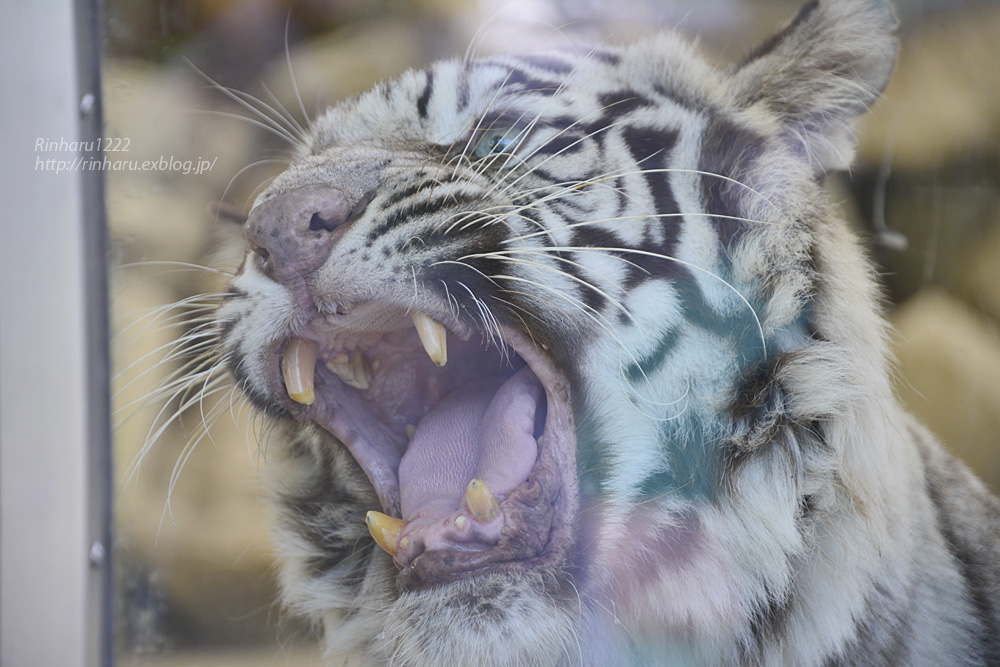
[282,337,319,405]
[365,479,502,557]
[325,349,371,390]
[411,310,448,367]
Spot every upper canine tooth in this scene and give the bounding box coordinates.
[366,511,408,557]
[465,478,500,523]
[411,310,447,366]
[282,337,318,405]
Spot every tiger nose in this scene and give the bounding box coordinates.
[244,184,355,281]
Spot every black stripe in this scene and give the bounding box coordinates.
[417,69,434,119]
[525,165,564,184]
[379,180,429,211]
[625,329,679,383]
[278,442,375,583]
[223,285,247,300]
[530,133,584,158]
[549,194,590,219]
[823,580,915,666]
[591,50,621,66]
[379,176,464,211]
[225,352,282,418]
[458,64,471,111]
[743,585,794,660]
[675,271,768,365]
[521,54,574,75]
[561,252,604,314]
[923,443,1000,660]
[737,1,819,69]
[621,125,681,225]
[369,193,481,240]
[699,115,767,248]
[216,314,240,345]
[597,91,656,121]
[498,67,561,96]
[621,224,686,290]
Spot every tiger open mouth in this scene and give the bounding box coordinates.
[270,301,575,588]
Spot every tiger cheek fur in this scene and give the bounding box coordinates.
[208,1,1000,665]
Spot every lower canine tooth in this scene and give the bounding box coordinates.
[465,479,500,523]
[411,310,447,366]
[366,511,408,557]
[282,338,318,405]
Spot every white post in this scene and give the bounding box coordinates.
[0,1,112,666]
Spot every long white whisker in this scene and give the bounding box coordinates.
[496,245,768,356]
[260,80,308,142]
[284,12,312,134]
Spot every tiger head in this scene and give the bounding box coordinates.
[214,0,899,663]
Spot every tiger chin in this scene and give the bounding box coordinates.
[207,0,1000,665]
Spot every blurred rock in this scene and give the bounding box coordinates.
[891,289,1000,494]
[958,206,1000,322]
[103,59,263,275]
[848,5,1000,304]
[857,4,1000,170]
[260,18,433,117]
[112,270,282,644]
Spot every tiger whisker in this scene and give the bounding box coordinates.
[116,261,235,277]
[455,281,506,361]
[494,106,651,196]
[158,384,236,532]
[260,80,309,143]
[187,62,307,148]
[112,333,219,404]
[487,273,632,354]
[504,244,768,356]
[217,158,288,224]
[282,11,312,138]
[123,354,232,485]
[113,345,220,420]
[505,210,776,246]
[473,249,636,328]
[112,302,219,345]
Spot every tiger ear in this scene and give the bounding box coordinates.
[731,0,898,174]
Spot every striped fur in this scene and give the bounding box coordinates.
[207,1,1000,664]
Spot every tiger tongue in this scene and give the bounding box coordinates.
[398,366,543,523]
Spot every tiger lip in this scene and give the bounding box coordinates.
[272,305,577,586]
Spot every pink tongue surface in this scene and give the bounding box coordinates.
[398,366,542,521]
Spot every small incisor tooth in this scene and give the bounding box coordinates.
[411,310,447,366]
[324,350,371,390]
[465,478,500,523]
[282,337,318,405]
[351,349,371,390]
[365,511,408,557]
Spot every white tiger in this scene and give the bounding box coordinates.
[196,0,1000,664]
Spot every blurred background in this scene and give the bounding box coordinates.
[107,0,1000,664]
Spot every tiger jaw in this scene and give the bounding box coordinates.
[271,301,576,587]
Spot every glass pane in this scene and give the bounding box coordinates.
[107,1,1000,664]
